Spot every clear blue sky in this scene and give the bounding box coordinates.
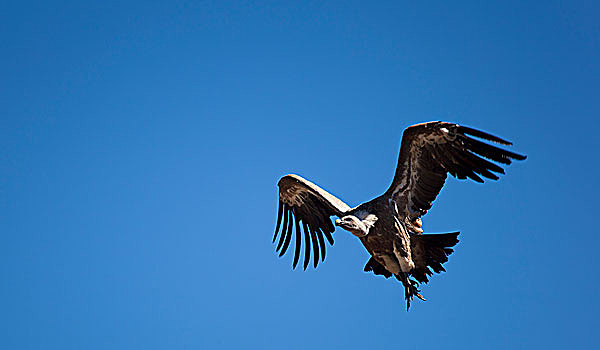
[2,1,599,349]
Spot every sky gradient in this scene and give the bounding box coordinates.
[2,1,599,349]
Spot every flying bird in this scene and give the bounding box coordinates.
[272,121,526,310]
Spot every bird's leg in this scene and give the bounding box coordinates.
[398,274,426,310]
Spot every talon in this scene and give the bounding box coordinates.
[415,292,427,301]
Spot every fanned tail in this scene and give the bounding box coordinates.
[363,232,459,310]
[411,232,460,284]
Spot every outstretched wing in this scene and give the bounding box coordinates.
[274,174,351,270]
[386,121,526,220]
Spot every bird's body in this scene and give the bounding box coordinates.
[337,195,458,308]
[272,121,526,310]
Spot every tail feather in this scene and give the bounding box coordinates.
[362,232,460,310]
[411,232,459,284]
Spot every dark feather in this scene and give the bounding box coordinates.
[303,220,311,270]
[276,206,289,252]
[293,217,302,269]
[316,228,326,262]
[457,125,513,145]
[323,228,334,246]
[273,201,283,243]
[280,213,297,257]
[310,226,320,268]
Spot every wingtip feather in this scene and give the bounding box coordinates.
[457,125,513,146]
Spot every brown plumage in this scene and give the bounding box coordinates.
[272,121,526,310]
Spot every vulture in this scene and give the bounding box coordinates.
[272,121,526,310]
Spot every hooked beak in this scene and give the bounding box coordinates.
[335,219,341,226]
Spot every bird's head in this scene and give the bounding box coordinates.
[335,215,368,237]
